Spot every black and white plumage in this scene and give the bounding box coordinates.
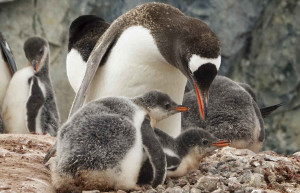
[67,15,110,93]
[182,76,281,153]
[138,127,229,184]
[68,3,221,138]
[0,32,17,134]
[50,91,188,192]
[1,37,60,136]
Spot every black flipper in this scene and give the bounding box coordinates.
[26,76,45,133]
[0,32,17,74]
[260,103,282,118]
[69,26,118,117]
[141,117,166,188]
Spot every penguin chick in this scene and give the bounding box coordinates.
[182,75,281,153]
[50,91,188,192]
[138,127,229,184]
[1,37,60,136]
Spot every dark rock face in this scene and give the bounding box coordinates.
[0,0,298,154]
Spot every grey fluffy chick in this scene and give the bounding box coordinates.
[138,127,229,184]
[182,76,281,153]
[50,91,188,192]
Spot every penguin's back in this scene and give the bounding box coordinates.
[56,97,145,174]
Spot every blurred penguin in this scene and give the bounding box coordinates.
[0,33,17,133]
[2,37,60,136]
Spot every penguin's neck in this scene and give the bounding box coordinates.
[86,26,187,137]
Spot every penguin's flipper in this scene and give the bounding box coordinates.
[141,117,166,188]
[26,77,45,133]
[44,142,57,164]
[0,33,17,74]
[260,103,282,118]
[69,30,117,117]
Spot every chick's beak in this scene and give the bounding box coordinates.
[211,140,231,147]
[32,59,40,72]
[172,106,189,112]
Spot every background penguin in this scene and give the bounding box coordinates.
[0,32,17,133]
[138,127,230,184]
[68,2,221,138]
[182,76,281,153]
[1,37,60,136]
[50,91,188,192]
[67,15,110,93]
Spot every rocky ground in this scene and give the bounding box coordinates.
[0,134,299,193]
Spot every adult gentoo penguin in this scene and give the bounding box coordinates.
[50,91,188,192]
[0,32,17,110]
[2,37,60,136]
[182,76,281,153]
[67,15,110,92]
[69,2,221,137]
[138,127,230,184]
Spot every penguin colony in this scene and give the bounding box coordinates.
[0,2,281,192]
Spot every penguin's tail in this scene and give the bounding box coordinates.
[260,103,282,118]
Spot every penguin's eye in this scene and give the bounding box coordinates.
[203,139,208,145]
[39,49,43,54]
[165,103,171,109]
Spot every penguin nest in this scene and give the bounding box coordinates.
[0,135,299,193]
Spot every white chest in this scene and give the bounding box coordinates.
[85,26,187,137]
[66,49,87,93]
[1,66,34,133]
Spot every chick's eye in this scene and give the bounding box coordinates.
[165,103,171,109]
[39,49,43,54]
[203,139,208,145]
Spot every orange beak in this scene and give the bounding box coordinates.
[172,106,189,112]
[193,82,205,121]
[211,140,231,147]
[35,60,40,72]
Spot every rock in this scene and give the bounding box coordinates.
[190,188,201,193]
[196,176,219,192]
[0,134,55,193]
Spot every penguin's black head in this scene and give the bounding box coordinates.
[133,90,188,121]
[173,20,221,122]
[24,37,49,73]
[177,128,230,157]
[69,15,109,52]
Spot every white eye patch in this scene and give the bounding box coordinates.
[188,54,221,73]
